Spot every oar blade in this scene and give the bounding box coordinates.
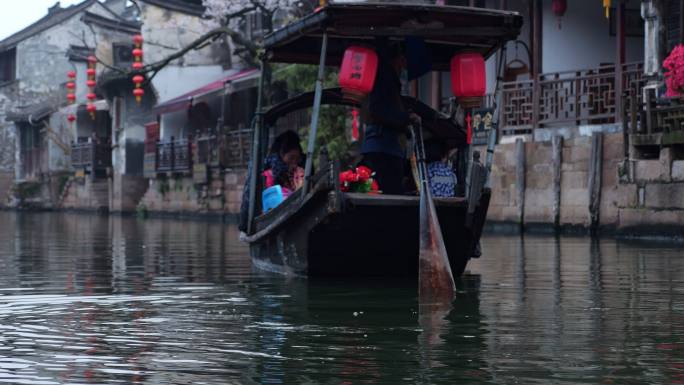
[418,187,456,303]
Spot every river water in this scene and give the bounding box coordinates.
[0,212,682,384]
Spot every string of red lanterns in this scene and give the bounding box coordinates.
[86,55,97,119]
[66,71,77,124]
[132,34,144,104]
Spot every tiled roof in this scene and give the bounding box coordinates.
[81,11,141,34]
[0,0,97,51]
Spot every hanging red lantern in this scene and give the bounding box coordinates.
[67,71,76,79]
[67,93,76,102]
[451,52,486,108]
[86,80,96,88]
[132,34,145,105]
[552,0,567,29]
[133,88,144,103]
[85,55,98,119]
[338,46,378,101]
[87,93,97,101]
[87,55,97,64]
[87,103,97,114]
[86,68,96,77]
[66,82,76,90]
[67,114,77,123]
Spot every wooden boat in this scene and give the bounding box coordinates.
[245,3,522,277]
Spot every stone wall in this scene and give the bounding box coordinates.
[485,133,684,236]
[61,178,111,212]
[137,169,247,217]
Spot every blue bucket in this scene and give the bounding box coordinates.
[262,185,284,213]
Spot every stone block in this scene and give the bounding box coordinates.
[673,161,684,181]
[560,205,589,226]
[612,183,638,208]
[618,207,684,228]
[224,172,239,185]
[644,183,684,209]
[635,160,669,182]
[562,187,589,207]
[561,171,588,190]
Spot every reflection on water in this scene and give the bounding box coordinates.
[0,212,682,384]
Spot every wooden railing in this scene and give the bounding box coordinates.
[156,137,192,173]
[497,62,645,135]
[71,142,111,171]
[223,128,252,168]
[626,88,684,139]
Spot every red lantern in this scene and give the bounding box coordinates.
[132,75,144,85]
[86,80,96,88]
[132,48,143,58]
[133,88,144,103]
[133,34,144,45]
[67,114,76,123]
[67,71,76,79]
[66,82,76,90]
[67,93,76,102]
[338,46,378,101]
[87,92,97,101]
[86,68,96,76]
[552,0,567,29]
[87,103,97,119]
[450,52,486,108]
[132,62,144,70]
[87,55,97,64]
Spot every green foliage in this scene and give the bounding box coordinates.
[273,64,352,163]
[56,175,70,197]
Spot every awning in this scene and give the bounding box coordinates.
[154,68,259,115]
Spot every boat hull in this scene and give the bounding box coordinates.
[249,191,490,278]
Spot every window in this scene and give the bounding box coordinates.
[112,43,134,68]
[0,48,16,84]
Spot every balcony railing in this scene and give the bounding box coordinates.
[625,88,684,148]
[71,142,111,171]
[156,137,192,173]
[498,62,645,135]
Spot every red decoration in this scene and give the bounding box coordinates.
[86,68,96,76]
[338,46,378,100]
[86,80,96,88]
[87,93,97,101]
[67,114,76,123]
[339,167,379,193]
[664,45,684,97]
[87,55,97,64]
[87,104,97,113]
[67,71,76,79]
[132,35,145,105]
[66,82,76,89]
[466,113,472,145]
[451,53,486,99]
[67,93,76,102]
[552,0,567,29]
[133,88,145,103]
[85,57,97,119]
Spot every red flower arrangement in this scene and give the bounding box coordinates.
[340,166,380,193]
[664,45,684,97]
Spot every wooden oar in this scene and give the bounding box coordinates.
[411,125,456,304]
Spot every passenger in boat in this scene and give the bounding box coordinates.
[263,130,304,198]
[359,39,421,195]
[238,130,304,237]
[425,140,457,198]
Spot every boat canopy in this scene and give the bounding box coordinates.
[263,88,466,147]
[263,2,523,71]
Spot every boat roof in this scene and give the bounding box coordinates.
[263,2,523,70]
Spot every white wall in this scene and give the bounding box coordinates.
[152,65,231,103]
[486,0,644,93]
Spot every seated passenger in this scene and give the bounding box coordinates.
[425,140,456,198]
[263,130,304,199]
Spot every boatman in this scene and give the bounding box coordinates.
[360,39,420,195]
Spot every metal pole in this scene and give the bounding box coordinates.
[302,33,328,197]
[246,63,267,235]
